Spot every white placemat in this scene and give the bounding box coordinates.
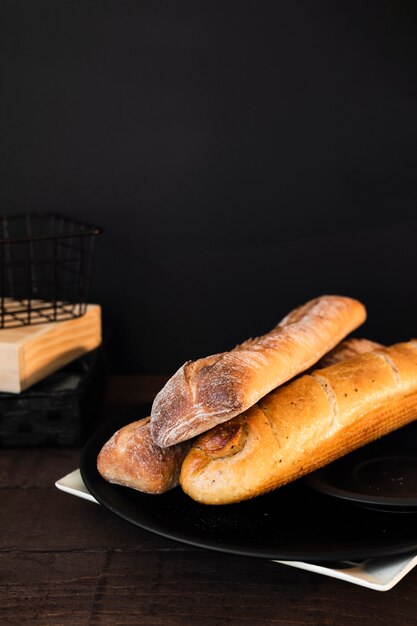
[56,469,417,592]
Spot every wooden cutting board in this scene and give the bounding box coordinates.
[0,304,102,393]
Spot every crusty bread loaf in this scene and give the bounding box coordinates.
[96,338,378,495]
[316,338,382,368]
[150,295,366,447]
[97,417,192,494]
[180,341,417,504]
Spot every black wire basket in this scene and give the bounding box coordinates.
[0,212,103,328]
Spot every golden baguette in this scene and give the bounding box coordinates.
[316,337,382,368]
[96,338,380,494]
[180,341,417,505]
[151,295,366,447]
[97,417,193,494]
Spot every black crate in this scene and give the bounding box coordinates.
[0,212,103,328]
[0,348,107,446]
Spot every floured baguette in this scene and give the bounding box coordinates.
[151,295,366,447]
[97,338,379,495]
[180,341,417,504]
[97,417,193,494]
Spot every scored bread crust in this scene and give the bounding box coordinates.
[96,337,379,495]
[180,341,417,505]
[316,337,382,368]
[97,417,192,494]
[150,295,366,447]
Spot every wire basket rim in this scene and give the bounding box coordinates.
[0,212,104,244]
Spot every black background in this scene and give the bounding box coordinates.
[1,1,417,373]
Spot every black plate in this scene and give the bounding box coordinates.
[305,423,417,512]
[80,415,417,562]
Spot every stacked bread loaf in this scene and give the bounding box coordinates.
[97,295,417,504]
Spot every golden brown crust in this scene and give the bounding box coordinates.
[97,417,192,494]
[150,295,367,447]
[180,341,417,504]
[96,337,378,497]
[316,338,383,367]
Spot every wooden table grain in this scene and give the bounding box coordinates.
[1,375,417,626]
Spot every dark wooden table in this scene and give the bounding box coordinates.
[2,375,417,625]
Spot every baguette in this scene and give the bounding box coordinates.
[316,337,382,368]
[150,295,366,447]
[97,417,193,494]
[180,341,417,504]
[97,338,379,495]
